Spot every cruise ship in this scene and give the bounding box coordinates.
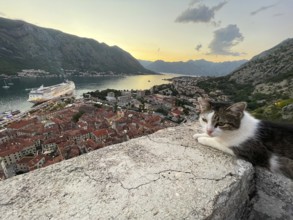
[27,81,75,103]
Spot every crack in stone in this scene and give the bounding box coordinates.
[0,201,15,206]
[118,176,161,191]
[156,169,235,182]
[66,166,84,173]
[118,169,235,191]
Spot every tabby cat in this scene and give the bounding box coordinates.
[193,97,293,180]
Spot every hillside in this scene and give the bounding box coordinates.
[228,38,293,99]
[195,38,293,121]
[139,59,247,76]
[229,38,293,85]
[0,17,152,75]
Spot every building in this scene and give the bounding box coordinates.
[91,129,109,143]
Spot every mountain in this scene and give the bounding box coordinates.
[0,17,152,75]
[138,59,247,76]
[229,38,293,85]
[195,38,293,121]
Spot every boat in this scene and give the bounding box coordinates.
[2,80,10,89]
[27,80,75,103]
[0,109,21,123]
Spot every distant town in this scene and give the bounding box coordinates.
[1,69,144,78]
[0,76,223,180]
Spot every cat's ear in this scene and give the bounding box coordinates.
[197,97,211,112]
[226,102,247,113]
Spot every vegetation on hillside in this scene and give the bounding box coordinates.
[85,89,122,100]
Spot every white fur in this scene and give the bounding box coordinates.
[194,111,260,155]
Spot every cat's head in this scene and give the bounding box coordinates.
[197,97,247,137]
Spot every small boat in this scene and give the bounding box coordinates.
[2,80,10,89]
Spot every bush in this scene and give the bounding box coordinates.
[72,110,85,122]
[156,108,168,116]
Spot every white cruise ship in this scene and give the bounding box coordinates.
[27,81,75,103]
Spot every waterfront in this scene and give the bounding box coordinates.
[0,74,181,113]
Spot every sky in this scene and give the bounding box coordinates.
[0,0,292,62]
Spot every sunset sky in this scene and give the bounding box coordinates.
[1,0,292,62]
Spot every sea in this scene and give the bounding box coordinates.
[0,73,182,113]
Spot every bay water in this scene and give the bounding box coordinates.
[0,74,181,113]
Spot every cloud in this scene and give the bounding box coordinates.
[209,24,244,56]
[175,1,227,24]
[189,0,201,6]
[250,3,278,16]
[0,11,6,17]
[195,44,202,51]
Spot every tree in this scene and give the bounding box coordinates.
[72,110,85,122]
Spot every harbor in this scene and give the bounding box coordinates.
[0,74,180,113]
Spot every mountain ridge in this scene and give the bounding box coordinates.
[0,17,153,75]
[139,59,247,76]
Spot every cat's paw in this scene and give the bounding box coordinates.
[193,133,202,140]
[193,133,208,141]
[197,137,212,146]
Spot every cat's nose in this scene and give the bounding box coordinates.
[207,129,213,136]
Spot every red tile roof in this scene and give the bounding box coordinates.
[92,129,108,137]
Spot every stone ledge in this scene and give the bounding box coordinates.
[250,168,293,220]
[0,123,254,220]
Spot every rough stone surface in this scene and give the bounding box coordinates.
[0,123,254,220]
[250,168,293,220]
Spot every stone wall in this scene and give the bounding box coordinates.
[0,123,291,220]
[249,168,293,220]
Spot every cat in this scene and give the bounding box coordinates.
[193,97,293,180]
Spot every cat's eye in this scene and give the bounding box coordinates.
[202,118,207,123]
[216,122,225,127]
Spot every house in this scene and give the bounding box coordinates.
[106,92,116,102]
[0,138,37,167]
[137,90,145,98]
[7,118,37,130]
[15,154,46,173]
[57,140,80,160]
[0,145,23,166]
[42,139,57,154]
[15,156,34,173]
[63,129,92,143]
[91,129,109,143]
[0,130,16,144]
[27,155,46,170]
[117,95,131,106]
[21,139,37,156]
[84,139,104,152]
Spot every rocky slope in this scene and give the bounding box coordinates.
[229,38,293,107]
[0,17,152,75]
[190,38,293,121]
[229,38,293,85]
[139,59,247,76]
